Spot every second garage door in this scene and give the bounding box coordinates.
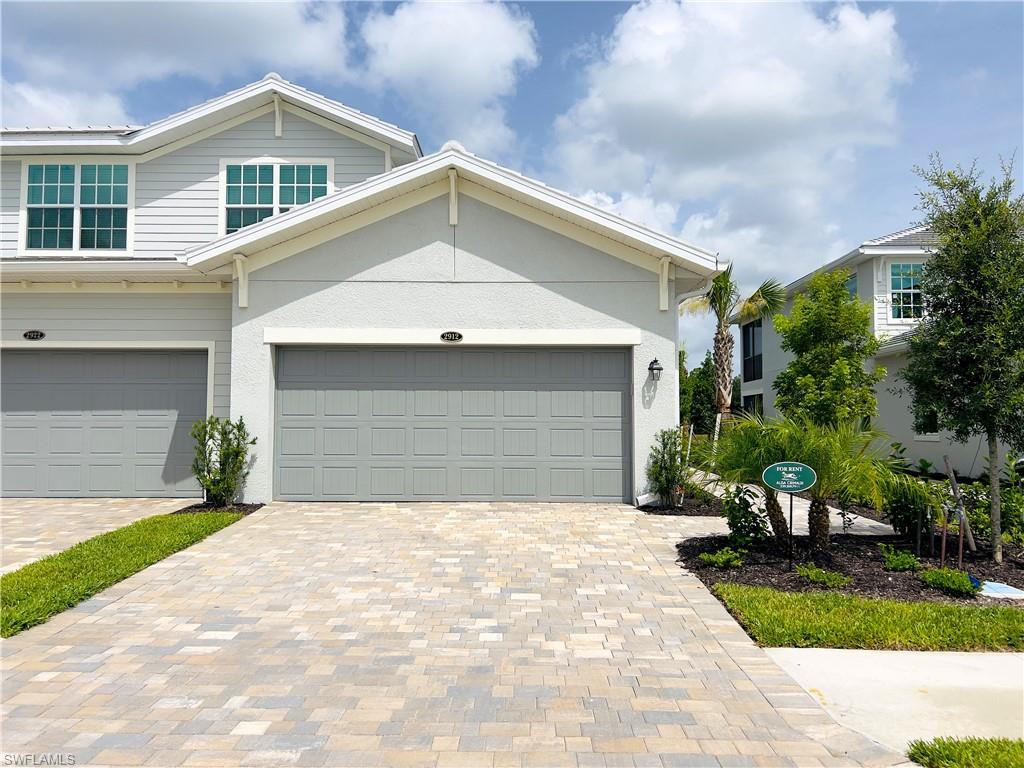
[275,346,632,501]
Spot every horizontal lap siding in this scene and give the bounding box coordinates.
[132,111,386,259]
[0,160,20,256]
[0,293,232,416]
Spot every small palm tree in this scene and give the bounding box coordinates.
[703,413,790,545]
[706,415,897,551]
[772,418,896,551]
[681,265,785,416]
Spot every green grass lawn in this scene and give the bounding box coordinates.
[713,583,1024,651]
[908,737,1024,768]
[1,512,240,637]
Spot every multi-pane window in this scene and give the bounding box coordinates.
[25,162,130,251]
[225,164,274,234]
[80,164,129,249]
[741,319,763,382]
[890,263,923,319]
[26,164,75,249]
[224,162,330,234]
[279,164,328,213]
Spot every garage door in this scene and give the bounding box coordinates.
[1,349,207,497]
[275,346,632,501]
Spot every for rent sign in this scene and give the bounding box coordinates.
[761,462,817,493]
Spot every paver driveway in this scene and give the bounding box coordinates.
[1,497,191,574]
[2,503,901,768]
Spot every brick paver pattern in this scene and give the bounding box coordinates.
[1,497,191,574]
[2,503,903,767]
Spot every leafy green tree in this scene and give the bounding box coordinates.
[682,265,785,415]
[686,351,717,434]
[773,270,884,426]
[903,157,1024,563]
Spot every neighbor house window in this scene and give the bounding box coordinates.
[890,263,923,319]
[24,162,132,251]
[742,393,763,416]
[845,271,858,299]
[915,409,939,439]
[741,319,763,382]
[223,160,332,234]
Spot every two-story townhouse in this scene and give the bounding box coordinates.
[738,225,999,477]
[0,74,721,503]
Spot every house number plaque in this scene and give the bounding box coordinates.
[22,330,45,341]
[440,331,463,343]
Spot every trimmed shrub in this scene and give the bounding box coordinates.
[796,563,852,589]
[646,429,684,506]
[698,546,745,569]
[920,568,981,598]
[722,485,769,546]
[191,416,256,507]
[879,543,921,572]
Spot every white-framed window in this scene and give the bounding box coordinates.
[219,158,334,235]
[914,409,940,442]
[19,158,135,254]
[890,262,923,319]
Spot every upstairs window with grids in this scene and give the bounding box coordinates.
[26,164,76,249]
[890,263,924,319]
[25,162,130,251]
[224,161,331,234]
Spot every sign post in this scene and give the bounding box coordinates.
[761,462,817,571]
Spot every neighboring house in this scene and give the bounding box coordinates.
[0,74,720,503]
[738,225,996,478]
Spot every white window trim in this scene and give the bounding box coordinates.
[17,157,136,258]
[218,157,335,236]
[885,257,926,323]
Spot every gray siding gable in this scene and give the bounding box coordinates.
[0,111,387,259]
[134,111,386,259]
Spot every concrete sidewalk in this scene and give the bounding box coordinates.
[768,648,1024,751]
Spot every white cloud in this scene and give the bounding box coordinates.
[552,0,910,314]
[1,81,131,128]
[2,1,350,127]
[361,1,539,157]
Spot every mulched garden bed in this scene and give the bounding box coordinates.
[677,532,1024,606]
[641,496,724,517]
[175,502,264,516]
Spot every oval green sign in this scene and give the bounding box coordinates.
[762,461,817,493]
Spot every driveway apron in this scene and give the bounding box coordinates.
[1,503,903,767]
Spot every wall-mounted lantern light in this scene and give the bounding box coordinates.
[648,358,663,381]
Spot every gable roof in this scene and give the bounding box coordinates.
[783,224,935,295]
[863,225,938,248]
[180,142,720,278]
[0,74,421,162]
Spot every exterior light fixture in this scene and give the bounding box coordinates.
[648,358,663,381]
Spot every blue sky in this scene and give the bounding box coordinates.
[3,1,1021,361]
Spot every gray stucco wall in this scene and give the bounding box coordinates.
[875,354,998,478]
[231,193,680,502]
[0,292,232,416]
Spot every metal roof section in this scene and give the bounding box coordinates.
[863,224,938,248]
[0,73,421,160]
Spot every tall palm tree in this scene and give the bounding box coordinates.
[681,265,786,416]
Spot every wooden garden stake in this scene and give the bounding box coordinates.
[944,455,977,553]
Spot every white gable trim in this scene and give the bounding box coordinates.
[1,75,420,160]
[181,147,720,279]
